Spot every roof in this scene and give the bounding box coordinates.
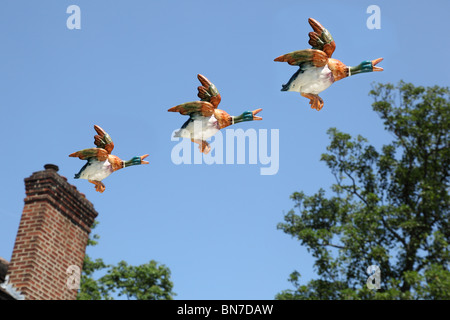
[0,257,15,300]
[0,257,8,283]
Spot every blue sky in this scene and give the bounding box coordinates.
[0,0,449,300]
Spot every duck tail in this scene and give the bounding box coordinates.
[74,162,88,179]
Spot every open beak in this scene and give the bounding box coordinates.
[141,154,150,164]
[252,108,263,120]
[372,58,384,72]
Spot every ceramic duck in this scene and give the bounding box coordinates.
[274,18,383,111]
[69,125,149,193]
[168,74,262,154]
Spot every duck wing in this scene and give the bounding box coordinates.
[274,49,328,67]
[196,74,221,108]
[69,148,109,161]
[308,18,336,58]
[168,101,215,118]
[93,125,114,154]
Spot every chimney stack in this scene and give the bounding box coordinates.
[6,164,98,300]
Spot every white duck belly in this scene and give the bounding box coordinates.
[77,159,114,181]
[176,114,220,140]
[286,65,335,94]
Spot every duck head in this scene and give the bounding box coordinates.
[348,58,383,76]
[214,108,262,129]
[328,58,383,81]
[234,109,263,123]
[110,154,149,172]
[124,154,150,167]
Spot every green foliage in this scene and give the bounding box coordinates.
[276,81,449,300]
[77,254,111,300]
[100,260,174,300]
[77,222,175,300]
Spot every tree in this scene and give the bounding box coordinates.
[100,260,174,300]
[77,254,111,300]
[276,81,449,300]
[77,222,176,300]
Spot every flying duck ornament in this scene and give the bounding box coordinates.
[69,125,149,193]
[274,18,383,111]
[168,74,262,154]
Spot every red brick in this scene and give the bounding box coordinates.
[6,165,98,300]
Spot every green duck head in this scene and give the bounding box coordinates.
[124,154,149,167]
[232,109,263,124]
[349,58,383,76]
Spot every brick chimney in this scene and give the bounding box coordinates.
[6,164,98,300]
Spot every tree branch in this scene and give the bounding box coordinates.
[380,215,407,248]
[342,168,369,206]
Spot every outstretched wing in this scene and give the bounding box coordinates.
[274,49,329,67]
[93,125,114,154]
[196,74,221,108]
[307,18,336,58]
[69,148,109,161]
[168,101,215,117]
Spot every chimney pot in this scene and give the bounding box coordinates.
[44,164,59,172]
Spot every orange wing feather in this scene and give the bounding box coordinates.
[197,74,221,108]
[274,49,329,67]
[69,148,109,161]
[168,101,215,117]
[308,18,336,58]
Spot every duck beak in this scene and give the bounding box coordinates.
[141,154,150,164]
[252,108,263,121]
[372,58,384,71]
